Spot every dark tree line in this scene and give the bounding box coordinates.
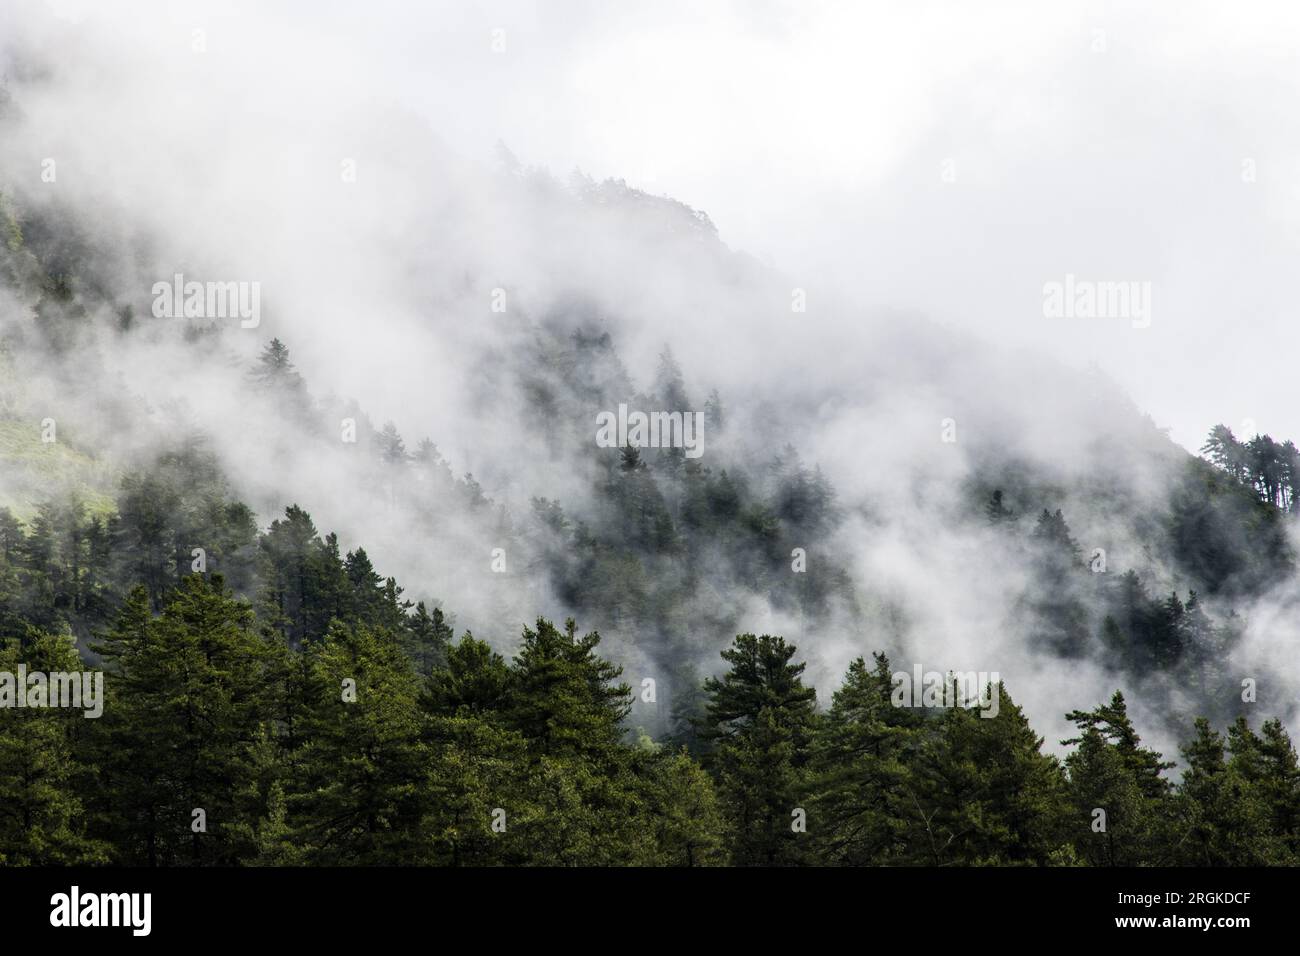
[1202,424,1300,512]
[3,488,1299,866]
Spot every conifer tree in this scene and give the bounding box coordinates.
[809,653,918,863]
[634,748,727,866]
[904,683,1071,865]
[702,633,816,865]
[288,620,427,864]
[423,632,512,717]
[90,577,276,865]
[1064,725,1152,865]
[1171,718,1276,865]
[507,617,631,763]
[404,601,453,676]
[0,628,108,864]
[1063,691,1172,865]
[985,489,1013,524]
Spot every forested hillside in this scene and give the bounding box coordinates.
[4,489,1300,865]
[2,326,1299,865]
[3,78,1300,866]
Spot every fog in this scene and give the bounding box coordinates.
[2,0,1298,762]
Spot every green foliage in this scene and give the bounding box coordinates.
[0,403,1296,867]
[808,653,917,863]
[0,628,108,864]
[508,617,630,762]
[287,620,428,864]
[88,577,276,865]
[1167,716,1300,865]
[702,633,816,865]
[888,684,1073,865]
[1063,691,1173,866]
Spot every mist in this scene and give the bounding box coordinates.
[2,0,1298,768]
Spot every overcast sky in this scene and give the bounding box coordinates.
[21,0,1300,452]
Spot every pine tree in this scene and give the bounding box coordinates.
[1065,726,1153,865]
[1066,691,1173,797]
[376,421,408,466]
[619,443,643,473]
[343,547,409,632]
[702,633,816,865]
[704,387,724,434]
[1032,508,1080,563]
[1171,718,1276,865]
[985,489,1013,524]
[635,748,727,866]
[809,653,918,863]
[1251,718,1300,860]
[903,682,1072,865]
[1064,691,1173,865]
[89,577,276,865]
[1028,508,1088,656]
[419,711,527,865]
[500,618,654,865]
[251,338,296,385]
[258,505,343,646]
[423,632,512,716]
[404,601,453,676]
[0,507,24,563]
[507,617,631,762]
[0,627,108,864]
[288,620,427,864]
[1201,424,1246,482]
